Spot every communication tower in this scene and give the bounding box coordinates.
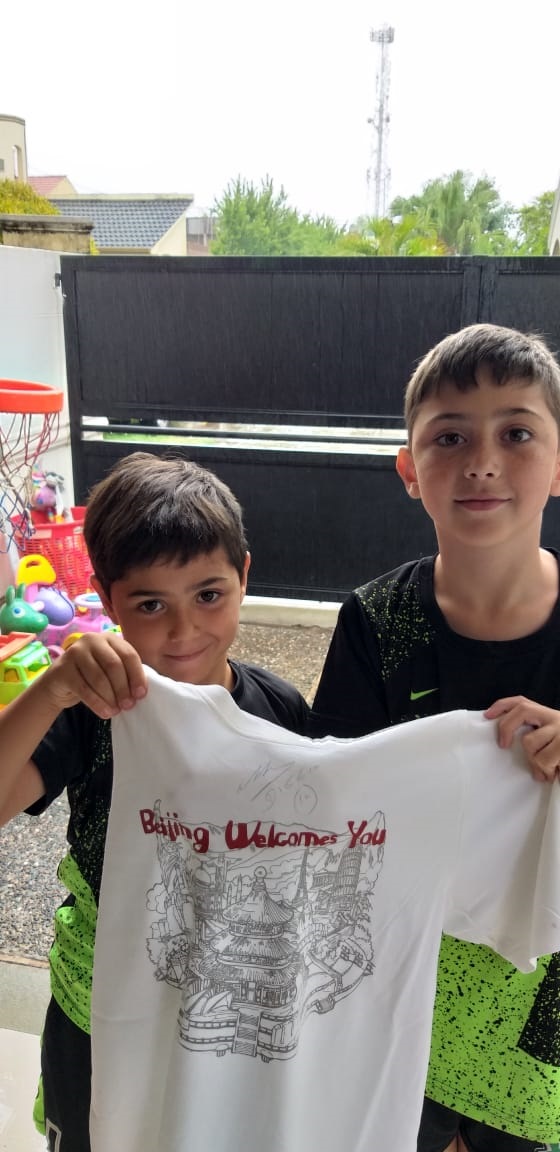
[366,25,394,219]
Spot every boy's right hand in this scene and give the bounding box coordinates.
[485,696,560,782]
[39,632,147,719]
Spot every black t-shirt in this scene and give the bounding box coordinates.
[310,552,560,738]
[30,661,309,903]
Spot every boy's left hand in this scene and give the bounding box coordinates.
[485,696,560,782]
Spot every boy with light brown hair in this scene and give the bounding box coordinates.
[311,323,560,1152]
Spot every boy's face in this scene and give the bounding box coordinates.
[92,547,250,690]
[396,370,560,552]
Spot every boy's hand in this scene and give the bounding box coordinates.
[40,632,147,719]
[485,696,560,782]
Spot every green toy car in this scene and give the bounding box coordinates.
[0,631,51,709]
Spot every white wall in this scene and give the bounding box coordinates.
[0,245,74,501]
[0,246,75,591]
[151,213,188,256]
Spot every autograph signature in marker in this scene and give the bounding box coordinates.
[238,760,319,816]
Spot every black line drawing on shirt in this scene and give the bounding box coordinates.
[237,758,319,816]
[145,801,385,1062]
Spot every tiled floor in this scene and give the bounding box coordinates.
[0,958,50,1151]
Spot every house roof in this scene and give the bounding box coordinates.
[29,176,72,196]
[50,195,194,249]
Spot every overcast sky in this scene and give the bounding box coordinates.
[7,0,559,225]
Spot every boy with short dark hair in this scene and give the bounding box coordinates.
[0,451,309,1152]
[311,323,560,1152]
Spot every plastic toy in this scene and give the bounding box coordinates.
[60,625,120,653]
[73,592,114,630]
[35,585,75,626]
[31,470,66,520]
[14,507,93,602]
[0,585,49,635]
[14,554,92,649]
[48,592,120,651]
[16,555,74,625]
[42,589,119,654]
[0,631,51,708]
[17,553,57,596]
[7,553,119,653]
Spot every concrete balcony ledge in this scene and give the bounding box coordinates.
[0,213,93,254]
[241,595,341,628]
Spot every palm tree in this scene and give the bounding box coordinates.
[338,214,445,256]
[390,171,514,255]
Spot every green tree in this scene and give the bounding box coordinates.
[390,170,514,255]
[0,179,59,215]
[211,170,555,260]
[511,191,554,255]
[294,213,344,255]
[211,177,343,256]
[340,214,446,256]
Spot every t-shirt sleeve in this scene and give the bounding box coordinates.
[26,704,96,814]
[265,684,310,736]
[443,712,560,971]
[308,594,389,738]
[292,691,311,735]
[231,663,310,736]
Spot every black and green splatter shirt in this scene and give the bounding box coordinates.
[310,553,560,1142]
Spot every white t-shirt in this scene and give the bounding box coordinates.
[90,668,560,1152]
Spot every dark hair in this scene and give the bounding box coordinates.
[404,323,560,437]
[84,452,248,592]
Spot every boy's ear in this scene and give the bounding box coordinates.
[396,447,421,499]
[90,575,118,624]
[240,552,251,601]
[550,454,560,498]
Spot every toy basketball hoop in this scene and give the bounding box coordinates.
[0,379,64,553]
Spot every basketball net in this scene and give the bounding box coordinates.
[0,408,61,552]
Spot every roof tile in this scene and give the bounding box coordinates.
[50,197,193,249]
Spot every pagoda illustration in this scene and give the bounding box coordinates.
[198,866,301,1009]
[145,811,385,1063]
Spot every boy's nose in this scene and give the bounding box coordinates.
[167,611,198,639]
[464,462,499,479]
[463,442,500,479]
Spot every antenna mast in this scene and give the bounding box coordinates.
[366,25,395,219]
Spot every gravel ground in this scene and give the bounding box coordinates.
[0,623,333,962]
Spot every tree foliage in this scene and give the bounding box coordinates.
[0,179,59,216]
[211,177,342,256]
[340,214,446,256]
[211,171,555,258]
[511,191,554,255]
[390,170,514,255]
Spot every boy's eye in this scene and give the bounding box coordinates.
[435,432,465,447]
[139,599,163,614]
[198,589,220,604]
[504,427,531,443]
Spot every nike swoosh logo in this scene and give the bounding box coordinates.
[410,688,438,701]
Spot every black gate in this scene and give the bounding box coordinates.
[60,255,560,600]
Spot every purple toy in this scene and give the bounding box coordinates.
[33,586,75,627]
[40,591,117,654]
